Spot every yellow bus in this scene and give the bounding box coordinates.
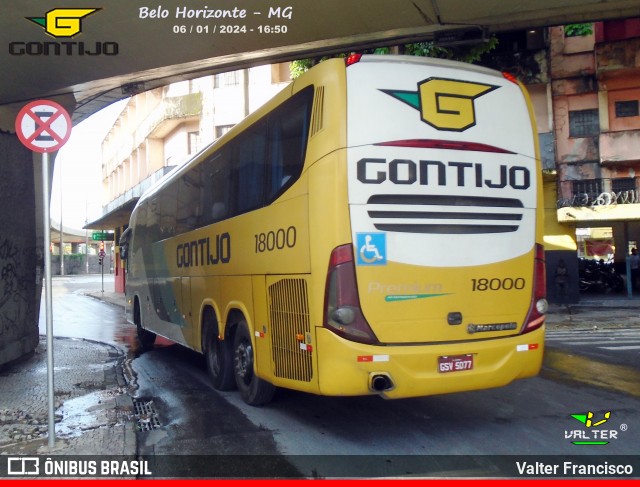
[122,54,547,406]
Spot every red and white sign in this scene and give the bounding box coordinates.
[15,100,72,153]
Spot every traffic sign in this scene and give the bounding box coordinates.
[92,231,114,241]
[15,100,72,153]
[21,100,73,448]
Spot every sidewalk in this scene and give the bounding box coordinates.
[0,336,137,456]
[1,287,135,456]
[546,295,640,329]
[85,289,126,310]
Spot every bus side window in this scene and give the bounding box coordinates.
[234,119,267,215]
[266,87,313,202]
[176,169,201,235]
[119,227,131,261]
[199,149,232,227]
[159,181,178,239]
[147,197,162,244]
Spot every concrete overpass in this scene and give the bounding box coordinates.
[1,0,639,364]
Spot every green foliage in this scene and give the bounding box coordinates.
[289,37,499,79]
[289,59,315,79]
[404,41,450,59]
[406,37,499,64]
[564,23,593,37]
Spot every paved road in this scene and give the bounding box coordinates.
[39,274,137,349]
[32,276,640,478]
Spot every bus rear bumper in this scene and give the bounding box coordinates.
[315,325,545,399]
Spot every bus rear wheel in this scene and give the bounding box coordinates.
[135,301,156,349]
[204,314,235,391]
[233,321,275,406]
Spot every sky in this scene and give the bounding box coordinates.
[50,99,128,230]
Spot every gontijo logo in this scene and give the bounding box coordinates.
[11,8,117,56]
[26,8,100,38]
[382,78,498,132]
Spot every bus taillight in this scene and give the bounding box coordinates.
[345,53,363,66]
[324,244,379,344]
[502,71,519,84]
[522,244,548,334]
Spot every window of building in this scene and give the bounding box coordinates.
[602,19,640,42]
[525,29,546,50]
[188,131,200,155]
[569,109,599,138]
[215,125,234,139]
[572,179,602,205]
[271,63,291,83]
[214,71,240,88]
[611,177,637,193]
[615,100,639,118]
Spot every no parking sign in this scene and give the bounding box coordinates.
[15,99,72,449]
[15,99,71,153]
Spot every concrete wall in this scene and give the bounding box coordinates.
[543,174,580,304]
[0,132,42,366]
[51,253,114,275]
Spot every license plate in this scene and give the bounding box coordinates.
[438,354,474,373]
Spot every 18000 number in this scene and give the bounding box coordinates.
[471,277,526,291]
[255,226,297,253]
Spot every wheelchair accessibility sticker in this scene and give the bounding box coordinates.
[356,233,387,266]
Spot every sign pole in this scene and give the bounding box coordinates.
[42,151,56,449]
[15,99,72,451]
[60,157,64,276]
[101,247,104,293]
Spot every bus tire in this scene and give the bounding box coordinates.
[232,320,275,406]
[204,313,235,391]
[135,300,156,349]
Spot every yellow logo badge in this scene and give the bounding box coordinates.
[383,78,498,132]
[27,8,100,38]
[572,410,611,428]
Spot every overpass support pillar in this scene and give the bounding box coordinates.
[0,131,45,366]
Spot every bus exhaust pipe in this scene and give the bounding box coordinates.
[370,373,394,392]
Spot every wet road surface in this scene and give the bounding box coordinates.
[39,275,137,349]
[40,275,640,478]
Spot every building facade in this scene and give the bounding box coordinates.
[549,19,640,301]
[491,19,640,302]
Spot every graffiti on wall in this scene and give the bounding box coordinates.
[0,236,33,339]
